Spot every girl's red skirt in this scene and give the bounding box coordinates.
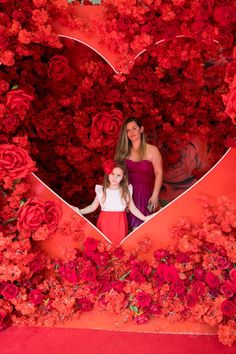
[96,211,128,244]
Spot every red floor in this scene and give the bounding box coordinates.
[1,327,235,354]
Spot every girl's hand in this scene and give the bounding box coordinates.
[70,205,80,213]
[145,213,158,221]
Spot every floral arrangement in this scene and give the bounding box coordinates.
[0,143,236,346]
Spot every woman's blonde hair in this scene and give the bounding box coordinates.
[115,117,146,161]
[102,160,130,206]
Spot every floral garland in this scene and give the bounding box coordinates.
[0,143,236,346]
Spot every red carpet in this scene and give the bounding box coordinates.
[1,327,235,354]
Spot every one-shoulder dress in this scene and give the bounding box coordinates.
[95,184,133,244]
[125,159,155,229]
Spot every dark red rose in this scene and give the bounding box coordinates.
[0,103,6,118]
[28,289,44,305]
[6,89,34,117]
[229,269,236,283]
[17,198,45,232]
[0,312,7,331]
[148,303,161,315]
[192,281,206,297]
[193,265,205,280]
[213,6,236,26]
[93,251,109,267]
[44,201,62,234]
[102,159,116,175]
[1,283,19,300]
[48,55,70,81]
[83,237,99,251]
[28,259,44,273]
[129,270,146,283]
[0,144,35,180]
[76,297,93,312]
[205,272,220,288]
[136,291,152,308]
[111,280,125,293]
[134,314,149,325]
[117,16,132,32]
[114,247,125,259]
[221,300,236,317]
[81,266,97,282]
[2,115,20,133]
[186,293,198,307]
[90,110,124,147]
[59,262,78,283]
[154,249,168,261]
[220,281,234,298]
[217,256,231,270]
[171,279,185,295]
[0,79,9,94]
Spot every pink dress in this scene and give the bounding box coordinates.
[125,159,155,228]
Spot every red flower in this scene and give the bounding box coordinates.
[221,300,236,317]
[111,280,125,293]
[93,251,109,267]
[83,237,99,251]
[102,159,116,175]
[81,266,97,282]
[44,200,62,234]
[193,266,205,280]
[223,88,236,123]
[6,89,34,117]
[134,314,149,325]
[129,270,146,283]
[192,281,206,297]
[117,16,132,32]
[28,289,44,305]
[163,265,179,283]
[186,293,197,307]
[76,297,93,312]
[17,198,45,232]
[220,281,235,298]
[59,262,78,283]
[136,291,152,308]
[113,247,125,259]
[154,249,168,261]
[213,6,236,26]
[171,279,185,295]
[0,144,35,180]
[205,272,220,289]
[1,283,19,300]
[217,256,231,270]
[48,55,70,81]
[90,110,124,147]
[0,79,9,94]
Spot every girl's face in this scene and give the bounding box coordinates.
[126,121,144,143]
[108,167,124,187]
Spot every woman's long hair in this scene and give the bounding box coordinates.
[115,117,146,161]
[102,160,130,206]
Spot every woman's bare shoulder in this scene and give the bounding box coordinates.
[146,143,160,155]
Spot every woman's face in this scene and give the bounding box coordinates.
[108,167,124,187]
[126,121,143,143]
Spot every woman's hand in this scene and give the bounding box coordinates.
[147,196,159,212]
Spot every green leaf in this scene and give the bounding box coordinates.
[11,85,19,90]
[119,270,131,281]
[3,217,17,226]
[20,198,27,207]
[129,305,139,313]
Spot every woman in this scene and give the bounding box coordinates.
[115,117,163,229]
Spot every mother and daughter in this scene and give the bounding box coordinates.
[73,117,163,244]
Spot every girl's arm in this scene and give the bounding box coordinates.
[72,196,100,215]
[148,145,163,211]
[128,198,150,221]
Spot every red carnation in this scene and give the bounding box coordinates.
[0,144,35,180]
[102,159,116,175]
[48,55,70,81]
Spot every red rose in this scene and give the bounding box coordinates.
[192,281,206,297]
[163,265,179,283]
[0,79,9,94]
[17,198,45,232]
[93,251,109,267]
[229,268,236,283]
[220,281,235,298]
[83,237,99,251]
[221,300,236,317]
[223,88,236,123]
[102,159,116,175]
[186,293,197,307]
[217,256,231,270]
[28,289,44,305]
[0,312,7,331]
[76,297,93,312]
[2,115,20,133]
[154,249,169,261]
[171,279,186,295]
[90,110,124,147]
[193,265,205,280]
[136,291,152,308]
[6,89,34,117]
[213,6,236,26]
[1,283,19,300]
[81,266,97,282]
[0,144,35,180]
[114,247,125,259]
[48,55,70,81]
[111,280,125,293]
[44,201,62,234]
[28,259,44,273]
[59,262,78,283]
[117,16,132,32]
[129,270,146,283]
[134,314,149,325]
[148,303,161,314]
[205,272,220,288]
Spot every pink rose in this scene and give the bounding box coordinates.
[6,89,34,117]
[28,289,44,305]
[17,198,45,232]
[44,201,62,234]
[90,110,124,147]
[0,144,35,180]
[136,291,152,308]
[76,297,93,312]
[1,283,19,300]
[48,55,70,81]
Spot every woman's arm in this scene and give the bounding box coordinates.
[75,196,100,215]
[148,145,163,211]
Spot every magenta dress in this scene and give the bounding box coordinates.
[125,159,155,229]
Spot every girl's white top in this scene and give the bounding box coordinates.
[95,184,133,212]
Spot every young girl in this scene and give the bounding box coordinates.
[72,159,153,244]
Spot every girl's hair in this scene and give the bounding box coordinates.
[102,160,130,206]
[115,117,146,161]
